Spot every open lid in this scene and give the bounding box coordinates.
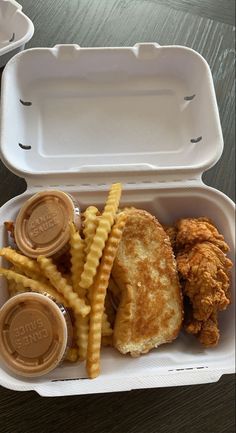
[0,43,223,185]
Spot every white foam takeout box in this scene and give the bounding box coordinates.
[0,0,34,68]
[0,43,235,396]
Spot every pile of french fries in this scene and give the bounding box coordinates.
[0,183,126,378]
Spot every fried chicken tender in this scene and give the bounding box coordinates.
[173,218,232,347]
[184,302,220,347]
[198,313,220,347]
[177,242,231,321]
[175,217,229,252]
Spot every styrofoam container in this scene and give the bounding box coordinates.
[0,0,34,68]
[0,43,235,396]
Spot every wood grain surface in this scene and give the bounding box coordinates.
[0,1,235,432]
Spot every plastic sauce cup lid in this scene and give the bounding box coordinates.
[15,190,80,258]
[0,293,69,377]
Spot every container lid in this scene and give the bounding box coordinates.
[0,292,69,377]
[14,190,81,258]
[0,43,224,184]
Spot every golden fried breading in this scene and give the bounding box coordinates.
[175,217,229,252]
[174,217,233,347]
[177,242,232,322]
[198,313,220,347]
[184,305,220,347]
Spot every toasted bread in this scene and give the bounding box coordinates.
[112,209,183,356]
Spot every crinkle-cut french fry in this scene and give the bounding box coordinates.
[62,273,73,286]
[101,336,113,347]
[0,247,42,279]
[86,213,127,378]
[7,279,17,297]
[0,247,50,285]
[74,314,89,361]
[6,266,25,296]
[83,206,99,255]
[14,282,26,294]
[69,223,85,295]
[65,347,79,362]
[37,256,90,318]
[102,311,113,337]
[0,267,67,305]
[80,301,113,365]
[11,264,69,304]
[12,265,23,274]
[70,223,90,359]
[80,183,122,289]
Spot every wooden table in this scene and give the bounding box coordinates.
[0,1,235,432]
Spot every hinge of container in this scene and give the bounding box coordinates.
[25,170,203,193]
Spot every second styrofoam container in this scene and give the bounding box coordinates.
[0,0,34,67]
